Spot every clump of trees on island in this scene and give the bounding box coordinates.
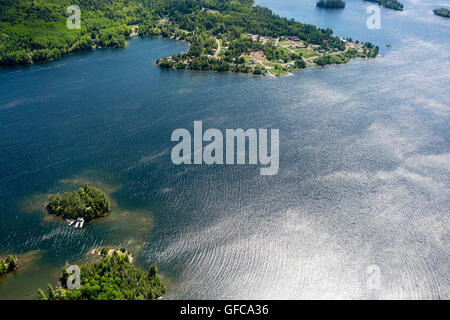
[38,249,165,300]
[47,185,109,221]
[316,0,346,9]
[433,8,450,18]
[363,0,404,11]
[0,255,18,276]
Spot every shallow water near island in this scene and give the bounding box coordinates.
[0,0,449,299]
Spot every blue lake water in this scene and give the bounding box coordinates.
[0,0,449,299]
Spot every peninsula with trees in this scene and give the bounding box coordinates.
[0,255,18,276]
[153,2,379,76]
[157,32,378,76]
[0,0,379,75]
[46,185,110,222]
[316,0,346,9]
[433,8,450,18]
[363,0,404,11]
[38,248,166,300]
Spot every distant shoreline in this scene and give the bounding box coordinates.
[1,1,379,72]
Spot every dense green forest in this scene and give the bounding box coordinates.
[433,8,450,18]
[0,0,139,65]
[0,255,18,276]
[316,0,346,9]
[363,0,403,11]
[0,0,359,66]
[47,185,109,221]
[38,248,166,300]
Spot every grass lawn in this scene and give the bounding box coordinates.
[270,67,289,75]
[295,48,318,58]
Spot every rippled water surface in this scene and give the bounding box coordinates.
[0,0,449,299]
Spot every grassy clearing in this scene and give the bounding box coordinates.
[296,48,318,58]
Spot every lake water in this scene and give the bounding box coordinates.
[0,0,448,299]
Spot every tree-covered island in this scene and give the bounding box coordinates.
[38,248,166,300]
[363,0,404,11]
[46,185,110,222]
[0,0,379,75]
[0,255,18,276]
[433,8,450,18]
[316,0,346,9]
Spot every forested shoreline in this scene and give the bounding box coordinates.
[38,248,166,300]
[363,0,403,11]
[1,0,376,68]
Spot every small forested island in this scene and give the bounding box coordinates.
[316,0,346,9]
[38,248,166,300]
[363,0,404,11]
[0,0,379,75]
[46,185,109,222]
[0,255,18,276]
[433,8,450,18]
